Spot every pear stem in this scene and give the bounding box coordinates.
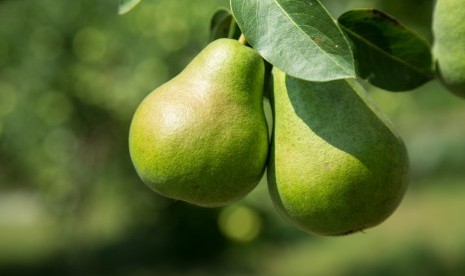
[238,34,248,45]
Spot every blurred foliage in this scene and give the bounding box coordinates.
[1,0,465,275]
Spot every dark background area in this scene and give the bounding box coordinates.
[1,0,465,275]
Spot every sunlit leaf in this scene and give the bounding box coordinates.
[231,0,355,82]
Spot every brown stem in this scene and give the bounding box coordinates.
[238,34,248,45]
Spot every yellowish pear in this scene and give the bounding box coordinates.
[129,39,269,207]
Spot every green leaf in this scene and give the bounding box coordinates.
[230,0,355,82]
[338,9,434,92]
[118,0,143,15]
[209,9,241,42]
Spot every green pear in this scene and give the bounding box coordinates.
[129,39,268,207]
[433,0,465,98]
[268,68,409,236]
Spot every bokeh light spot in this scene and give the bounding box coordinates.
[133,5,158,37]
[73,28,107,62]
[219,205,262,243]
[155,18,190,53]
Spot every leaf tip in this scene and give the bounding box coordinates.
[118,0,143,15]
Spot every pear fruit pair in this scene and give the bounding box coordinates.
[129,39,269,207]
[433,0,465,98]
[129,37,409,236]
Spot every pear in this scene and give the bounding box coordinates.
[129,39,268,207]
[433,0,465,98]
[268,68,409,236]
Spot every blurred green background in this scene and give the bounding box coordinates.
[1,0,465,275]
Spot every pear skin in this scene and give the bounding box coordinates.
[129,39,268,207]
[268,68,409,236]
[433,0,465,98]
